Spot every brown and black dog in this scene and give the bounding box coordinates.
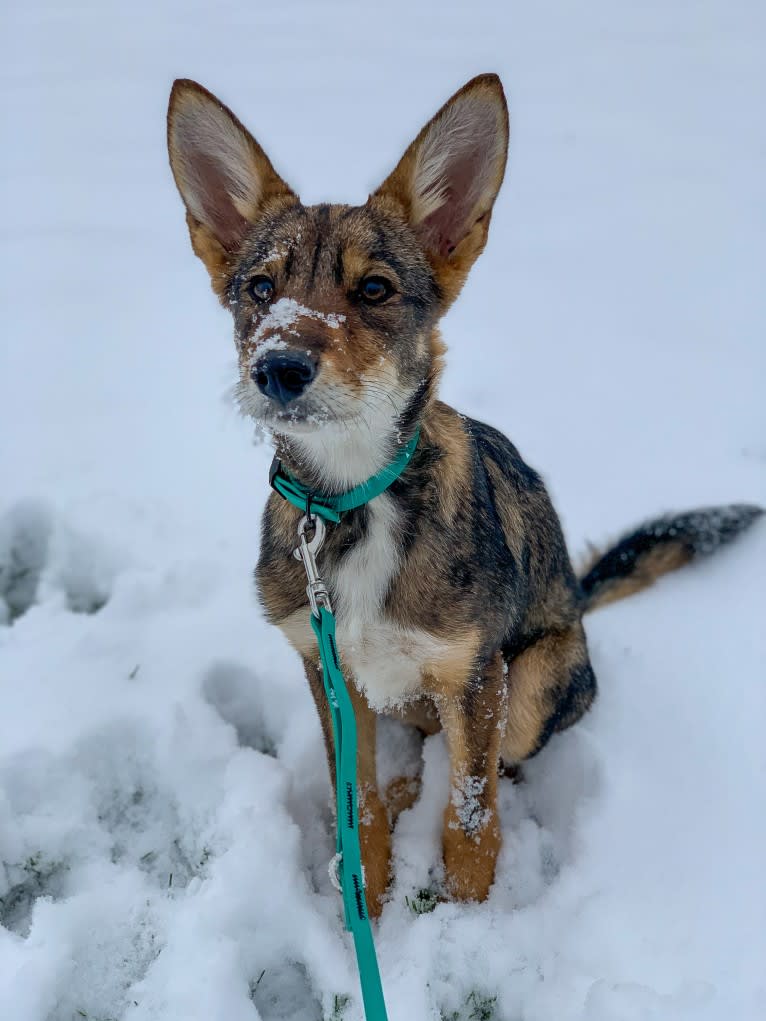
[167,74,761,915]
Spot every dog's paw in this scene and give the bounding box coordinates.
[442,807,501,903]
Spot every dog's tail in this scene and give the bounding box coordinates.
[579,503,762,614]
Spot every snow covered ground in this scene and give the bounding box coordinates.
[1,1,765,1019]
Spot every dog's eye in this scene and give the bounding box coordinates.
[249,275,274,303]
[359,276,393,304]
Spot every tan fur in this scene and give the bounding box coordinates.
[278,606,317,659]
[350,684,391,918]
[485,459,526,563]
[442,808,502,902]
[389,698,442,736]
[358,786,391,918]
[303,656,391,918]
[421,630,482,701]
[440,653,506,900]
[257,502,308,625]
[503,625,593,763]
[419,397,472,524]
[383,775,423,823]
[581,542,692,612]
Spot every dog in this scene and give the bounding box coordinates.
[166,74,762,916]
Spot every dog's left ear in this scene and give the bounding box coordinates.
[372,74,509,305]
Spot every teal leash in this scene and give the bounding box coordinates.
[291,520,389,1020]
[311,603,388,1021]
[277,434,421,1021]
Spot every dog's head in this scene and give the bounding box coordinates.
[167,75,508,483]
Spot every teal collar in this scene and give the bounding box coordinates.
[269,428,420,523]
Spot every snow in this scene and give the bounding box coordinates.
[1,2,764,1020]
[251,298,346,351]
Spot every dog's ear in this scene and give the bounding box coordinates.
[167,80,297,295]
[372,74,508,305]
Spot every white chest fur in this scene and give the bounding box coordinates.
[328,494,445,710]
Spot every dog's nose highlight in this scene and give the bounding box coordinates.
[252,352,317,405]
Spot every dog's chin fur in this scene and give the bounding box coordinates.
[240,374,419,490]
[269,401,412,490]
[284,422,401,491]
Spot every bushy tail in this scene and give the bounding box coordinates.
[579,504,762,614]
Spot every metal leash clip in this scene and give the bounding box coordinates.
[293,515,332,617]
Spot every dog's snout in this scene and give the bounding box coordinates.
[252,352,317,405]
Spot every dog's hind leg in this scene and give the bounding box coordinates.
[388,696,442,736]
[381,697,442,824]
[501,624,597,765]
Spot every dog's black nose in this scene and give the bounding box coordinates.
[251,352,317,405]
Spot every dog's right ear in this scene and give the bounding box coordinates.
[167,80,296,295]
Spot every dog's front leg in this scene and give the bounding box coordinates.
[302,658,391,917]
[439,651,506,902]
